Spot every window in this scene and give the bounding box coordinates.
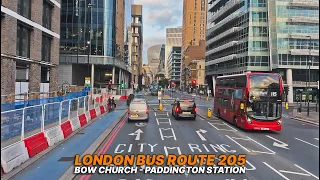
[18,0,31,18]
[16,23,31,58]
[42,34,52,62]
[251,12,267,22]
[43,0,53,29]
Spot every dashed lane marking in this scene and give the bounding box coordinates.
[315,138,319,141]
[295,138,319,148]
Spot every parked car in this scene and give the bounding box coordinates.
[128,100,149,122]
[171,99,197,120]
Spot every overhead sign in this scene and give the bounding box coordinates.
[85,77,90,87]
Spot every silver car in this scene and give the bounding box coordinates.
[128,101,149,122]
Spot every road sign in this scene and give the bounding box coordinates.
[85,77,90,87]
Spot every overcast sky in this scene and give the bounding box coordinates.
[133,0,183,64]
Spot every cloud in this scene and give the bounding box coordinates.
[145,9,182,30]
[134,0,171,8]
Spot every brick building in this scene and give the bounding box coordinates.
[1,0,60,96]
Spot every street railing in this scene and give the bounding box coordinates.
[1,93,106,149]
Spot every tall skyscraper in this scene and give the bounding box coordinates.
[181,0,207,86]
[205,0,319,103]
[59,0,131,89]
[165,27,182,78]
[131,4,143,88]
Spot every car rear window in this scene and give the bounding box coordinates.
[130,103,147,110]
[179,100,195,108]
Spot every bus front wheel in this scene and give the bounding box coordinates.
[217,110,221,118]
[233,116,238,126]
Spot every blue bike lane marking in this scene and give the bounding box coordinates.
[12,103,127,180]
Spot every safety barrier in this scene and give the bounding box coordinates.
[1,92,111,174]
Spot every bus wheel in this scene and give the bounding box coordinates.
[217,110,221,118]
[233,117,238,126]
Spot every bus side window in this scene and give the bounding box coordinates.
[235,90,243,99]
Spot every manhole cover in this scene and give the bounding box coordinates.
[58,157,74,162]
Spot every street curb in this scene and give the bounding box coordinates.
[0,105,122,180]
[59,110,128,180]
[291,117,319,126]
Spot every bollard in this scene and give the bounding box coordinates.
[208,108,212,118]
[159,102,163,111]
[206,97,209,102]
[285,102,289,110]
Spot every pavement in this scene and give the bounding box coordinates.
[7,92,319,180]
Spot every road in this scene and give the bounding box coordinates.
[75,91,319,180]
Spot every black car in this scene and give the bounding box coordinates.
[171,99,197,120]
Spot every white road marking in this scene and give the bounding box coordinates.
[128,129,143,141]
[208,122,237,132]
[294,164,319,179]
[135,122,147,127]
[159,128,177,140]
[196,129,207,141]
[295,138,319,148]
[315,138,319,140]
[246,136,276,155]
[156,118,172,125]
[225,135,251,152]
[263,162,290,180]
[266,135,289,149]
[278,170,310,176]
[164,146,181,156]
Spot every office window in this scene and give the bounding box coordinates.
[18,0,31,18]
[43,0,53,29]
[42,34,52,62]
[16,23,31,58]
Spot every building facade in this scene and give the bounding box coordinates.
[147,44,164,82]
[1,0,60,96]
[165,27,182,78]
[167,46,182,84]
[189,59,205,85]
[181,0,207,88]
[59,0,131,89]
[205,0,319,103]
[131,4,143,87]
[181,40,206,88]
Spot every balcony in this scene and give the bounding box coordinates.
[132,42,139,46]
[206,27,242,46]
[289,33,319,39]
[208,0,222,12]
[132,33,139,37]
[289,16,319,24]
[290,1,319,8]
[132,22,142,27]
[208,12,243,34]
[208,0,244,23]
[290,49,319,56]
[205,54,239,66]
[206,41,241,56]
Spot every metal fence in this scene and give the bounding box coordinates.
[1,94,104,149]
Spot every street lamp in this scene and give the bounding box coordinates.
[87,40,90,76]
[307,58,313,116]
[305,36,311,105]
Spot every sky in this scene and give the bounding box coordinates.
[133,0,184,64]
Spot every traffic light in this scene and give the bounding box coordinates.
[120,81,124,89]
[171,82,175,87]
[192,80,196,88]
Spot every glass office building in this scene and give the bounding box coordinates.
[205,0,319,103]
[60,0,115,56]
[168,46,182,83]
[59,0,131,87]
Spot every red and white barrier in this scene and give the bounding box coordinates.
[44,126,64,147]
[1,142,29,173]
[1,93,114,174]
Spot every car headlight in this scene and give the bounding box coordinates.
[277,119,282,124]
[247,117,252,124]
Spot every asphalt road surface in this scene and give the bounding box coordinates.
[75,92,319,180]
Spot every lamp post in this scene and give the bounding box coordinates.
[305,36,311,105]
[307,58,312,116]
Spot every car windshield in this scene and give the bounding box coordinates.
[135,94,144,98]
[247,101,281,120]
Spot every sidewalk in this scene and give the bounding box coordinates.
[292,111,319,125]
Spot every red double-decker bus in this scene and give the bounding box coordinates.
[214,72,283,131]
